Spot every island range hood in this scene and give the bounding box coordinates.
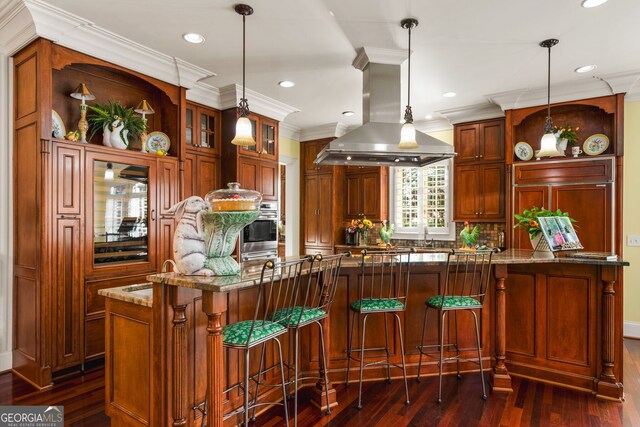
[315,48,456,167]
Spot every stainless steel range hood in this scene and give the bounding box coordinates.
[316,47,456,167]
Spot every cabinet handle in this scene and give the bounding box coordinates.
[479,211,483,215]
[479,154,484,158]
[151,209,156,221]
[59,215,77,219]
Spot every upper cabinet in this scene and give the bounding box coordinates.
[344,167,388,221]
[237,114,279,161]
[303,138,334,175]
[454,119,504,163]
[185,102,221,155]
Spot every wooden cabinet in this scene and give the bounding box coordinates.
[455,119,504,163]
[304,174,334,248]
[238,115,278,161]
[454,163,505,221]
[236,157,278,201]
[344,168,388,221]
[185,102,221,153]
[184,151,220,198]
[303,138,333,174]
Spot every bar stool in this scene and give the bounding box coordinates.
[416,248,497,403]
[222,257,308,426]
[345,249,414,409]
[256,252,349,426]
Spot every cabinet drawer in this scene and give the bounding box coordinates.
[514,158,613,185]
[85,274,150,316]
[85,317,105,360]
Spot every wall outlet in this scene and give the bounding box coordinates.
[627,235,640,247]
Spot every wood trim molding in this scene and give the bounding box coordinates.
[218,84,299,122]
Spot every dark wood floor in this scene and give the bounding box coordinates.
[3,339,640,426]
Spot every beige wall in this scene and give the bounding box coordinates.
[428,129,454,145]
[279,136,300,159]
[623,101,640,323]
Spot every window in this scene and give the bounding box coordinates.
[390,159,455,240]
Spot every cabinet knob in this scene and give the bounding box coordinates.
[151,209,156,221]
[479,154,484,158]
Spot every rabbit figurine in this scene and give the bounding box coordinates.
[167,196,214,276]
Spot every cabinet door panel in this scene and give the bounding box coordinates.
[159,217,175,268]
[304,142,319,174]
[454,166,479,220]
[158,158,178,215]
[552,184,611,252]
[260,162,277,201]
[195,155,219,197]
[479,163,505,219]
[304,176,319,246]
[345,175,361,218]
[480,120,504,162]
[56,145,83,215]
[455,124,479,162]
[54,217,83,369]
[239,159,259,193]
[260,118,278,161]
[318,174,333,247]
[513,186,549,249]
[362,174,381,219]
[183,153,195,199]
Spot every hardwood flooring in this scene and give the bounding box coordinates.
[2,339,640,426]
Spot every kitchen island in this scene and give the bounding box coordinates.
[100,250,628,426]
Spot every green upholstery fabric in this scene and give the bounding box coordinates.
[426,295,482,309]
[350,298,405,312]
[271,306,327,327]
[222,320,285,346]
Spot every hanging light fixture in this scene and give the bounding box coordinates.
[231,4,257,147]
[537,38,563,159]
[398,18,419,149]
[104,162,114,180]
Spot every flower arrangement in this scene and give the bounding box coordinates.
[348,217,373,234]
[553,124,580,146]
[514,206,575,239]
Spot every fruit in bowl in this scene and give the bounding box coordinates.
[65,131,79,141]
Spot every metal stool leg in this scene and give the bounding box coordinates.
[437,310,447,404]
[346,310,357,387]
[383,312,391,383]
[251,342,267,421]
[454,311,461,379]
[274,337,290,426]
[394,313,410,405]
[416,306,429,383]
[357,313,369,410]
[244,348,250,426]
[471,310,487,400]
[317,321,331,415]
[293,328,300,427]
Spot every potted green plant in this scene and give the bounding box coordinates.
[553,124,580,153]
[514,206,576,250]
[87,101,145,149]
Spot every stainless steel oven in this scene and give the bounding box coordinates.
[240,202,278,262]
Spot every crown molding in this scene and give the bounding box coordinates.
[279,122,301,141]
[436,103,504,125]
[300,122,348,141]
[414,118,453,133]
[0,0,36,54]
[352,46,407,71]
[219,84,300,122]
[186,81,221,109]
[175,57,217,89]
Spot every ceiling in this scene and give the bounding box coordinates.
[45,0,640,130]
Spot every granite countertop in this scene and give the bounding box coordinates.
[146,249,628,294]
[99,283,154,307]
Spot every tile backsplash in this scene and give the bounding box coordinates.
[390,222,506,249]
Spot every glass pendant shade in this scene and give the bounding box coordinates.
[398,122,418,149]
[231,116,256,146]
[104,163,114,180]
[538,132,561,157]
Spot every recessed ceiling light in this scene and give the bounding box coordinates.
[278,80,295,88]
[342,111,355,116]
[346,156,352,161]
[575,64,597,73]
[183,33,205,44]
[581,0,608,8]
[329,10,335,16]
[442,92,456,98]
[425,115,433,119]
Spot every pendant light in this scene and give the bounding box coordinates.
[398,18,419,149]
[537,38,562,159]
[104,162,114,181]
[231,4,256,147]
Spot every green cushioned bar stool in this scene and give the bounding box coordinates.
[222,257,309,426]
[254,252,349,426]
[416,248,498,403]
[345,248,415,409]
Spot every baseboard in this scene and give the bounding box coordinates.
[624,321,640,339]
[0,351,12,372]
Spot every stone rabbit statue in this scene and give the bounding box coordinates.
[167,196,214,276]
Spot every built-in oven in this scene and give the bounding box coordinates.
[240,202,279,262]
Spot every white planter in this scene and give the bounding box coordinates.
[103,123,129,150]
[557,138,568,154]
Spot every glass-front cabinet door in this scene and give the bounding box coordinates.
[85,152,157,274]
[240,114,259,156]
[260,118,278,160]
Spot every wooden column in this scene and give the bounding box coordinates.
[311,270,337,411]
[491,264,513,392]
[201,290,228,427]
[171,304,188,426]
[595,266,623,400]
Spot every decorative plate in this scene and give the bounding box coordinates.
[583,134,609,156]
[146,131,171,153]
[514,141,533,161]
[52,110,65,139]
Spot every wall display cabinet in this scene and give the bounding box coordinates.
[344,167,388,221]
[453,118,506,221]
[12,39,181,387]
